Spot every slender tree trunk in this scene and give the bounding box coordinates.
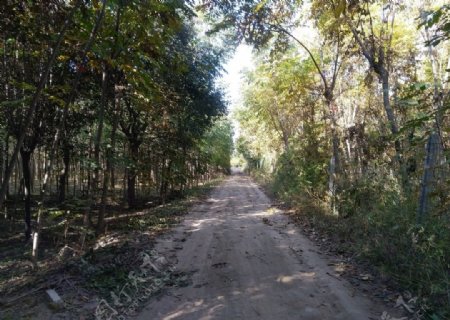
[109,90,121,196]
[380,69,401,156]
[325,97,341,215]
[97,159,109,234]
[13,158,19,217]
[58,144,71,203]
[92,67,108,198]
[97,80,118,234]
[159,159,172,204]
[37,148,41,193]
[159,158,167,204]
[0,138,4,194]
[87,133,93,197]
[417,132,441,223]
[97,1,121,229]
[127,141,139,208]
[73,161,77,197]
[2,135,8,219]
[20,149,32,240]
[3,134,9,200]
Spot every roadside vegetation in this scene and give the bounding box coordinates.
[223,1,450,319]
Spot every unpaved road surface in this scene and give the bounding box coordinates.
[136,175,387,320]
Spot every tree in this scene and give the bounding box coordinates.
[202,0,355,213]
[332,0,402,155]
[201,118,234,174]
[0,0,81,215]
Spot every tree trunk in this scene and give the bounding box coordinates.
[417,132,441,224]
[2,134,9,200]
[326,98,341,216]
[20,149,32,240]
[97,158,109,234]
[127,142,139,208]
[95,60,111,234]
[2,135,8,219]
[109,90,121,196]
[58,144,71,203]
[159,159,172,204]
[344,18,401,156]
[380,69,401,156]
[92,66,108,198]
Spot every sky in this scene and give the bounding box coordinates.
[217,23,316,143]
[218,44,254,141]
[220,44,254,112]
[218,24,316,114]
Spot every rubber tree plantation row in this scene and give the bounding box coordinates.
[0,1,233,262]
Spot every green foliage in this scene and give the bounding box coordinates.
[200,0,301,49]
[200,117,234,173]
[235,136,263,172]
[271,143,328,201]
[359,198,449,319]
[420,5,450,46]
[336,165,403,218]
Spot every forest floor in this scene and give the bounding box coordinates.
[0,180,221,320]
[134,174,409,320]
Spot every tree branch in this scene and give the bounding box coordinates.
[268,24,329,91]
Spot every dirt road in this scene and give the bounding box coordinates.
[136,175,386,320]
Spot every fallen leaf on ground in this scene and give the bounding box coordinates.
[380,311,408,320]
[394,295,414,313]
[360,273,372,281]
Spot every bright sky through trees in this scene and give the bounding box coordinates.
[221,44,253,141]
[221,44,254,110]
